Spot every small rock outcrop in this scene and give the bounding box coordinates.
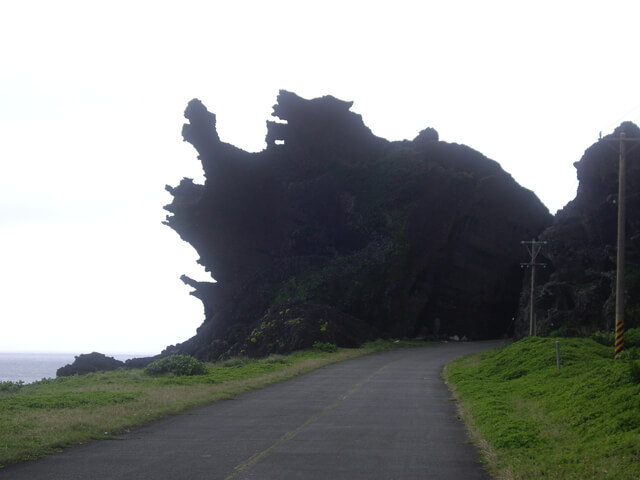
[56,352,124,377]
[515,122,640,337]
[164,90,552,360]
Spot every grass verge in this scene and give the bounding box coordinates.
[443,337,640,480]
[0,339,417,467]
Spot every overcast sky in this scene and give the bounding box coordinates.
[2,1,640,354]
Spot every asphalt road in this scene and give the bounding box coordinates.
[2,340,506,479]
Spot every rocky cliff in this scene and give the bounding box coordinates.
[164,91,552,360]
[515,122,640,337]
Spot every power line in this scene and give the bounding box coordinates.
[600,102,640,136]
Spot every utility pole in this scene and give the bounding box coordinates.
[615,132,627,357]
[521,240,547,336]
[603,130,640,357]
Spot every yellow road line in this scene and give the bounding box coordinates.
[224,359,398,479]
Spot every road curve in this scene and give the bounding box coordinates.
[2,340,506,479]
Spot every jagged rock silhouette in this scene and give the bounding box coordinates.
[163,91,551,359]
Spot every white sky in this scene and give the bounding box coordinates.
[1,0,640,354]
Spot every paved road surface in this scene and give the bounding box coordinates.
[2,341,506,479]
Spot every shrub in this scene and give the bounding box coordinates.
[144,355,208,377]
[626,328,640,348]
[312,341,338,353]
[258,354,288,364]
[590,331,614,346]
[590,328,640,348]
[617,346,640,361]
[549,328,568,338]
[220,357,251,368]
[0,380,24,393]
[630,361,640,384]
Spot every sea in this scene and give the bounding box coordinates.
[0,352,148,384]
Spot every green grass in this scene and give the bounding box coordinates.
[444,337,640,480]
[0,339,419,467]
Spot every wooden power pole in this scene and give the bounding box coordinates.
[603,129,640,357]
[521,240,547,336]
[615,132,627,357]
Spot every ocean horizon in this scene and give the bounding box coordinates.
[0,352,154,384]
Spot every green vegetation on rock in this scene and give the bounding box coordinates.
[444,337,640,480]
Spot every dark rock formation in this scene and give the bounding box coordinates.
[124,356,158,369]
[515,122,640,337]
[164,90,551,360]
[56,352,124,377]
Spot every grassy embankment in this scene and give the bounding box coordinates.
[444,336,640,480]
[0,339,416,467]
